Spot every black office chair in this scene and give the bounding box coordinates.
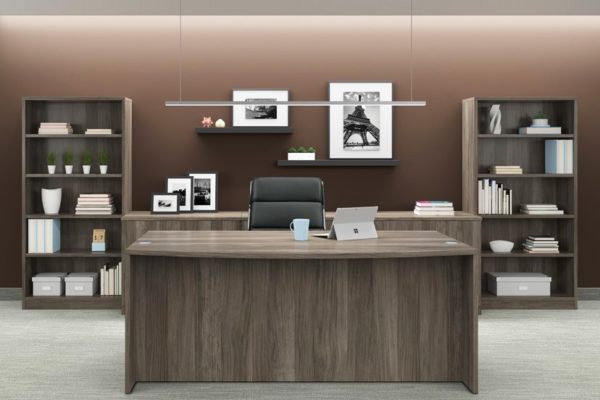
[248,177,326,230]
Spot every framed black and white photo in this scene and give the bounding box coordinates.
[189,172,218,212]
[166,176,193,212]
[328,82,393,159]
[232,89,289,127]
[151,193,179,214]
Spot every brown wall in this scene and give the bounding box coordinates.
[1,16,599,287]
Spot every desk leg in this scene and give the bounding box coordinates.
[124,257,136,394]
[463,254,479,394]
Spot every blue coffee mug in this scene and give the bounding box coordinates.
[290,218,310,241]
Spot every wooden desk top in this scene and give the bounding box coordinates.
[126,230,476,259]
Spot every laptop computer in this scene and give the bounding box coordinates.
[313,206,378,241]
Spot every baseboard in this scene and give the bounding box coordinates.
[0,288,20,301]
[578,288,600,301]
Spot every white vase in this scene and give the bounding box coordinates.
[82,165,91,174]
[65,165,73,174]
[489,104,501,134]
[47,165,56,174]
[532,118,549,127]
[41,188,62,215]
[100,165,108,174]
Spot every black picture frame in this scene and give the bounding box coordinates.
[165,176,193,213]
[188,171,219,212]
[150,192,180,214]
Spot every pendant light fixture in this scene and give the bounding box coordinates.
[165,0,426,108]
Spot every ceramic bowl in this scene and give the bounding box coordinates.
[489,240,514,253]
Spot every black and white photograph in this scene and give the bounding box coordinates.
[166,176,193,212]
[232,89,289,127]
[329,82,393,159]
[189,172,218,212]
[150,193,179,214]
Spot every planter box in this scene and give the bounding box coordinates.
[287,153,316,161]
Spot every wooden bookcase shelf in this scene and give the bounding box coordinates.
[22,97,131,310]
[463,97,577,310]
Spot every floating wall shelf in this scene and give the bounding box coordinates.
[196,127,292,135]
[277,159,400,167]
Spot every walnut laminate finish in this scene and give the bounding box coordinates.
[125,231,478,394]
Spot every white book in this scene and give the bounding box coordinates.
[28,219,36,254]
[557,140,565,173]
[44,219,60,254]
[565,140,573,173]
[109,267,115,295]
[478,180,483,214]
[36,220,45,253]
[509,189,513,214]
[519,127,562,134]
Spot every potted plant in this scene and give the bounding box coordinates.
[99,150,109,174]
[532,111,549,127]
[81,150,93,174]
[63,150,73,174]
[47,152,56,174]
[287,146,316,161]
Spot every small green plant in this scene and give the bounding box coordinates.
[47,152,56,165]
[288,147,297,153]
[296,146,307,153]
[99,150,109,165]
[63,150,73,165]
[81,150,93,165]
[307,147,316,153]
[533,111,547,119]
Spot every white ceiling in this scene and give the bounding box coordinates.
[1,0,599,15]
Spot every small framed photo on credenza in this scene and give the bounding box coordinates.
[151,193,179,214]
[232,89,289,127]
[166,176,193,212]
[189,172,218,212]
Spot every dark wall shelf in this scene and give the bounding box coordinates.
[196,127,292,135]
[478,134,574,139]
[277,159,400,167]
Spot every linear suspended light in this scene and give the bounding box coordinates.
[165,100,426,107]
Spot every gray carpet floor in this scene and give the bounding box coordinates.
[0,300,599,400]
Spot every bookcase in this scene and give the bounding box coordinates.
[462,97,577,310]
[22,97,132,309]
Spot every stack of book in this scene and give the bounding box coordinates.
[545,140,574,174]
[520,204,564,215]
[519,126,561,135]
[27,219,60,254]
[413,201,455,216]
[75,194,115,215]
[478,179,513,214]
[84,128,113,135]
[523,235,560,254]
[38,122,73,135]
[489,165,523,175]
[100,261,122,296]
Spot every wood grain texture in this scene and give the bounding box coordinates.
[126,253,478,393]
[126,230,476,259]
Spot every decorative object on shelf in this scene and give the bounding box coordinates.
[189,172,218,212]
[47,152,56,174]
[489,240,514,253]
[92,228,106,252]
[329,82,393,159]
[41,188,62,215]
[99,150,109,174]
[201,116,214,128]
[232,89,289,127]
[151,193,180,214]
[63,150,73,174]
[489,104,501,134]
[81,150,92,174]
[287,147,316,161]
[215,118,226,128]
[166,176,193,212]
[532,111,549,127]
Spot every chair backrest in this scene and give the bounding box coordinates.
[248,177,325,230]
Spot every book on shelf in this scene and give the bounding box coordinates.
[519,126,562,135]
[523,235,560,253]
[489,165,523,175]
[75,193,115,215]
[84,128,113,135]
[520,204,564,215]
[478,179,513,215]
[38,122,73,135]
[27,219,60,254]
[413,201,454,216]
[545,140,573,174]
[100,261,122,296]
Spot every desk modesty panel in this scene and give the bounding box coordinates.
[125,231,479,394]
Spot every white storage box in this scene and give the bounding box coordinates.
[65,272,99,296]
[32,272,67,296]
[487,272,551,296]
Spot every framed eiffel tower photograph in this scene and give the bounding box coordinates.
[328,82,393,159]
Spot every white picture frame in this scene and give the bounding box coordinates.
[189,172,218,212]
[151,193,179,214]
[232,89,289,127]
[328,82,393,159]
[166,176,193,212]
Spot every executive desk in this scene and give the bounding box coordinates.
[125,230,479,394]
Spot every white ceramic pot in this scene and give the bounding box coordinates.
[288,153,316,161]
[65,165,73,174]
[82,165,91,174]
[532,118,549,127]
[41,188,62,215]
[489,240,514,253]
[47,165,56,174]
[100,165,108,174]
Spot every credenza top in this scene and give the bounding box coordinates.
[122,211,481,222]
[126,230,476,259]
